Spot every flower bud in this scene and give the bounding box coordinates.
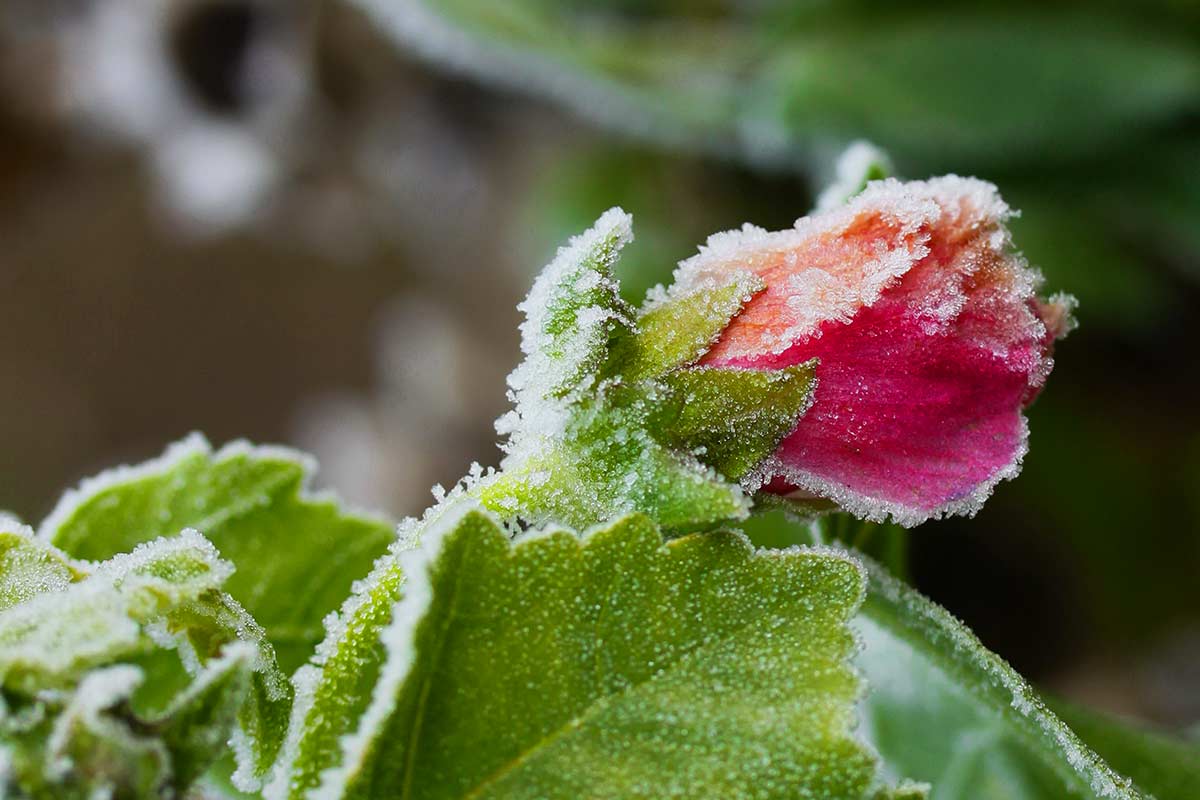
[671,176,1074,526]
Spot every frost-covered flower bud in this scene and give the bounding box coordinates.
[671,176,1075,526]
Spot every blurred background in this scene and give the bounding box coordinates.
[1,0,1197,732]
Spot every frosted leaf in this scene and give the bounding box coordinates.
[0,529,289,793]
[151,642,257,792]
[0,530,231,693]
[816,141,895,212]
[0,526,81,613]
[280,507,914,799]
[41,434,395,673]
[1,644,256,798]
[37,664,171,797]
[264,500,475,800]
[807,517,1149,799]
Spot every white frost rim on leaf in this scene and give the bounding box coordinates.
[37,432,395,545]
[310,500,482,800]
[853,549,1140,799]
[747,416,1030,528]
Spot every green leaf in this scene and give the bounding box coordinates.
[0,531,290,793]
[40,435,395,672]
[0,531,232,693]
[169,589,293,789]
[481,391,750,532]
[853,552,1145,798]
[149,642,257,792]
[349,3,1200,171]
[264,538,408,800]
[0,646,255,799]
[0,534,274,798]
[3,664,172,799]
[0,526,81,612]
[655,362,817,482]
[607,270,764,382]
[743,512,1152,798]
[285,506,899,800]
[507,206,634,403]
[1049,700,1200,800]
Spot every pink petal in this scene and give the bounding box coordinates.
[686,176,1072,526]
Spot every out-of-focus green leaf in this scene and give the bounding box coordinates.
[276,505,899,800]
[737,512,1151,798]
[40,435,395,672]
[0,527,80,612]
[151,644,257,792]
[1049,700,1200,800]
[857,560,1148,799]
[352,3,1200,171]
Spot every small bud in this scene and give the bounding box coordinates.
[669,176,1074,526]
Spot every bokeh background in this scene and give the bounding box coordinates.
[1,0,1197,732]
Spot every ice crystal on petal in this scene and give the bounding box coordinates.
[675,176,1074,526]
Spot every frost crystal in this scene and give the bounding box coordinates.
[675,176,1075,526]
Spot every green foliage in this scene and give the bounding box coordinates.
[0,527,81,612]
[273,505,897,800]
[40,435,395,672]
[1049,701,1200,800]
[0,532,279,798]
[811,517,1197,800]
[508,206,635,403]
[487,211,818,532]
[481,393,752,532]
[351,2,1200,171]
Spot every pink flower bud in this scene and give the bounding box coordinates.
[673,176,1075,526]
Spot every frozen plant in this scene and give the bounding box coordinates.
[2,153,1196,800]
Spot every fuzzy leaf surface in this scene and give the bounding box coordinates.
[40,435,395,672]
[296,507,895,800]
[855,565,1145,800]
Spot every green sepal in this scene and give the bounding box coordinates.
[481,389,750,532]
[607,270,764,382]
[509,206,635,401]
[655,361,817,481]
